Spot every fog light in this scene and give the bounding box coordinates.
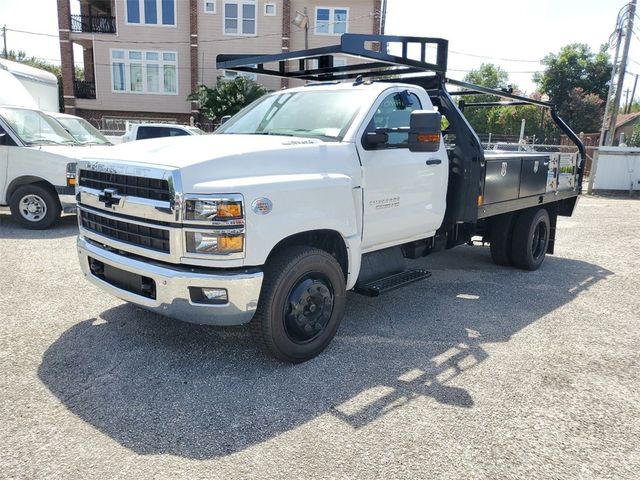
[189,287,228,305]
[202,288,228,302]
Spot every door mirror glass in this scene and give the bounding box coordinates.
[408,110,442,153]
[364,131,388,148]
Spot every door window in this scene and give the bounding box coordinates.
[366,91,422,149]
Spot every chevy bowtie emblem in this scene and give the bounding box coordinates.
[98,188,121,208]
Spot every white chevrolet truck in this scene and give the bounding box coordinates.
[76,35,585,362]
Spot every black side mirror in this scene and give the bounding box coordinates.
[408,110,442,153]
[365,131,388,148]
[220,115,232,125]
[0,132,6,146]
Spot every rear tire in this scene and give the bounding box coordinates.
[511,208,550,271]
[9,184,61,230]
[489,213,515,266]
[251,246,346,363]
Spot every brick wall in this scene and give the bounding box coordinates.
[57,0,76,114]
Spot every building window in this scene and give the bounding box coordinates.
[111,49,178,94]
[126,0,176,26]
[224,1,256,35]
[204,0,216,13]
[264,3,276,16]
[315,7,348,35]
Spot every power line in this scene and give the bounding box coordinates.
[5,27,58,38]
[4,23,542,64]
[449,50,540,63]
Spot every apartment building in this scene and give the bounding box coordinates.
[57,0,383,131]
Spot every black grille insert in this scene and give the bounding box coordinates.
[81,210,170,253]
[79,170,171,201]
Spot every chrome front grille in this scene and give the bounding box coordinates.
[78,169,171,202]
[80,209,170,253]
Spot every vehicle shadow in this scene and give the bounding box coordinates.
[38,246,612,459]
[0,213,78,239]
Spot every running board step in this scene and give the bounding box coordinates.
[354,269,431,297]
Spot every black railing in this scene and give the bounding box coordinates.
[74,80,96,99]
[70,14,116,34]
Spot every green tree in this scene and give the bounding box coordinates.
[461,64,561,142]
[462,63,510,134]
[629,123,640,147]
[534,43,611,131]
[559,87,604,134]
[189,76,267,122]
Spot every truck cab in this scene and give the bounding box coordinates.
[76,34,584,362]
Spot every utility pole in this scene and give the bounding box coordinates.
[624,88,631,112]
[2,25,7,59]
[608,0,636,146]
[626,74,639,113]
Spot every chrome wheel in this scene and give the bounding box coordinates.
[19,194,47,222]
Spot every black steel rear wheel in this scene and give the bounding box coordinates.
[251,246,346,363]
[511,208,550,271]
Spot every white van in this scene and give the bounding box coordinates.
[0,69,107,229]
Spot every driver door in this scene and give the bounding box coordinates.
[356,89,448,251]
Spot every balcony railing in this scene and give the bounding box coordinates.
[74,80,96,99]
[70,14,116,34]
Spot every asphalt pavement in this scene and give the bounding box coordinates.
[1,195,639,479]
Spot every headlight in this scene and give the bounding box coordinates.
[185,197,243,222]
[185,232,244,255]
[66,162,77,186]
[183,195,245,257]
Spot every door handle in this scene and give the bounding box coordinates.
[426,159,442,165]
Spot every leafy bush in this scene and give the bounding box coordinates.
[189,76,267,122]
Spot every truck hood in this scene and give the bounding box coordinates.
[84,134,327,168]
[81,133,360,194]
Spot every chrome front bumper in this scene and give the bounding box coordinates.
[77,236,263,326]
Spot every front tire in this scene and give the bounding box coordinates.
[511,208,550,271]
[9,184,61,230]
[251,246,346,363]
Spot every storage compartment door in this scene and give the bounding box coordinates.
[483,158,522,204]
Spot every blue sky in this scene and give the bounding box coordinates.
[0,0,633,95]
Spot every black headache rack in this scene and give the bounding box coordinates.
[217,34,585,226]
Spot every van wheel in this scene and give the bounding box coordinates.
[489,213,515,266]
[511,208,550,271]
[251,246,346,363]
[9,184,61,229]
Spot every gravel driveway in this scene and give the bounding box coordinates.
[1,195,638,479]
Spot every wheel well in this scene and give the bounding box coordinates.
[6,176,58,203]
[266,230,349,281]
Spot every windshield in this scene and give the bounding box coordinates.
[216,89,367,141]
[0,107,78,146]
[55,116,112,145]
